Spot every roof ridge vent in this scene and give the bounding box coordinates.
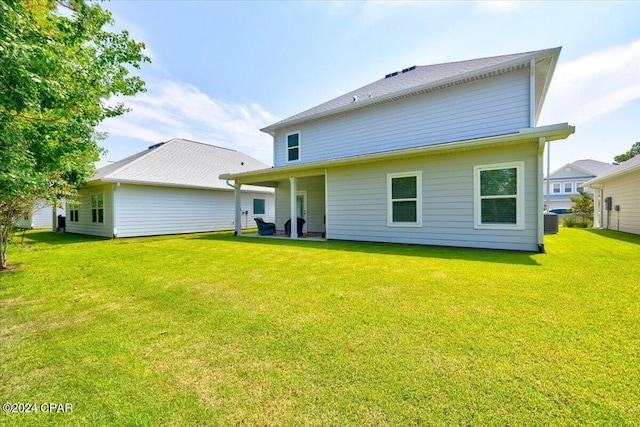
[402,65,417,73]
[148,142,165,150]
[384,71,399,79]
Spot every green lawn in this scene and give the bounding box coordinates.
[1,229,639,426]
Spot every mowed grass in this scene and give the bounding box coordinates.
[1,229,639,426]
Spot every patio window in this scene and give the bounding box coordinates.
[474,162,524,229]
[387,171,422,227]
[253,198,265,215]
[287,132,300,162]
[91,193,104,224]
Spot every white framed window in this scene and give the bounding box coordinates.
[253,198,265,215]
[286,132,300,162]
[387,171,422,227]
[91,193,104,224]
[563,182,573,193]
[552,183,561,194]
[68,202,79,222]
[576,182,585,192]
[474,162,525,230]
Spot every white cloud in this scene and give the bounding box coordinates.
[540,40,640,126]
[98,80,280,165]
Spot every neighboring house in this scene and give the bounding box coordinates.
[221,47,575,252]
[66,138,274,238]
[543,159,615,211]
[585,155,640,235]
[17,200,65,230]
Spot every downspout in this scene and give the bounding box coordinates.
[112,182,119,238]
[538,137,546,254]
[226,179,242,236]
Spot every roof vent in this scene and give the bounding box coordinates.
[384,71,399,79]
[148,142,165,150]
[352,95,358,103]
[367,92,372,98]
[402,65,416,73]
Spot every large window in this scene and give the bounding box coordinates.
[387,171,422,227]
[91,193,104,224]
[287,132,300,162]
[253,198,266,215]
[474,162,524,229]
[68,202,79,222]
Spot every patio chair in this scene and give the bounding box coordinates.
[284,217,305,237]
[254,217,276,235]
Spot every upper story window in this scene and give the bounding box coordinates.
[91,193,104,224]
[474,162,524,230]
[253,198,265,215]
[576,182,584,192]
[564,182,573,193]
[552,183,561,194]
[387,171,422,227]
[287,132,300,162]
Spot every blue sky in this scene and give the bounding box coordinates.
[98,1,640,173]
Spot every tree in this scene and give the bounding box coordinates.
[570,189,593,224]
[614,142,640,164]
[0,0,150,269]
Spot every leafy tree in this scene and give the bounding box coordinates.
[0,0,149,269]
[570,189,593,224]
[614,142,640,164]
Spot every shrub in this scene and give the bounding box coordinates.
[563,217,577,228]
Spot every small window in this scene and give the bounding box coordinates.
[287,132,300,162]
[91,193,104,224]
[253,198,266,215]
[576,182,584,192]
[552,183,561,194]
[564,182,573,193]
[474,162,524,229]
[68,202,79,222]
[387,171,422,227]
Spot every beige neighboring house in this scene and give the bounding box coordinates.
[586,155,640,235]
[66,138,274,238]
[222,47,575,252]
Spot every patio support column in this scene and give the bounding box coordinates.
[234,183,242,236]
[289,177,298,239]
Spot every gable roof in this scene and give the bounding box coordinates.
[585,155,640,186]
[262,47,561,134]
[91,138,272,192]
[548,159,616,179]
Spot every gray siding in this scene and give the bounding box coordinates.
[114,185,274,238]
[601,172,640,235]
[326,142,540,251]
[275,176,325,233]
[65,184,114,238]
[273,68,530,167]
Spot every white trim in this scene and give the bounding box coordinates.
[286,131,301,163]
[387,171,423,227]
[90,192,105,225]
[473,161,525,230]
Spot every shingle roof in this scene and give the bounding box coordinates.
[91,138,272,193]
[585,155,640,185]
[549,159,616,179]
[262,47,560,133]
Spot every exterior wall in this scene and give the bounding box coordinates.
[325,141,540,251]
[65,184,115,238]
[600,172,640,235]
[16,200,64,229]
[113,184,274,238]
[275,176,325,233]
[273,68,530,167]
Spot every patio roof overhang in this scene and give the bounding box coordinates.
[220,123,575,187]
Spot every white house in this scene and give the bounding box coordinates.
[221,48,575,252]
[66,138,274,238]
[543,159,615,211]
[586,155,640,235]
[16,200,65,230]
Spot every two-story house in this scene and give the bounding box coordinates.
[543,159,615,211]
[221,48,575,252]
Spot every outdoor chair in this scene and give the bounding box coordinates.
[254,217,276,235]
[284,217,305,237]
